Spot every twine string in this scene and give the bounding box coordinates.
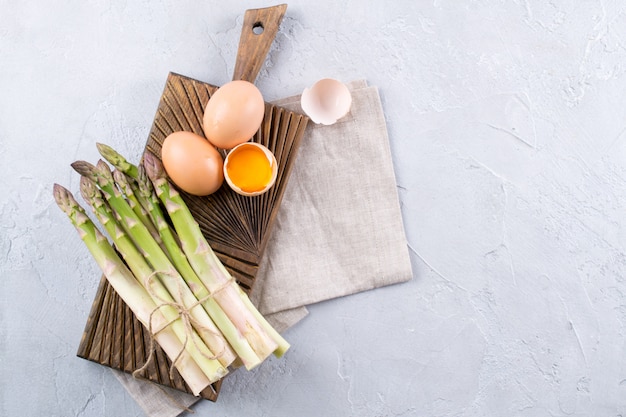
[132,270,235,382]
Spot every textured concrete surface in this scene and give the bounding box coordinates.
[2,1,626,416]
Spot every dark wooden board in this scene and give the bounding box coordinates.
[77,72,308,401]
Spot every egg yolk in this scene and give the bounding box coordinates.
[226,144,273,193]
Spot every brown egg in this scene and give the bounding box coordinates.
[161,131,224,196]
[203,80,265,150]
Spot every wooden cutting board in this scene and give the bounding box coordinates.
[76,4,309,401]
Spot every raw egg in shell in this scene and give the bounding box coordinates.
[203,80,265,150]
[161,131,224,196]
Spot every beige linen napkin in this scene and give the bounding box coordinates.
[113,79,412,416]
[252,79,412,316]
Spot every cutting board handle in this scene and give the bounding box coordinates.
[232,4,287,83]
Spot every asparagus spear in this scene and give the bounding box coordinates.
[79,176,229,379]
[52,184,211,396]
[144,152,289,359]
[71,160,234,367]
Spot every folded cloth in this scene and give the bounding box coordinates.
[113,371,198,417]
[115,79,412,416]
[252,79,412,315]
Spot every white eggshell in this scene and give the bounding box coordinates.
[300,78,352,125]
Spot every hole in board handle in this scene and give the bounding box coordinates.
[252,22,264,35]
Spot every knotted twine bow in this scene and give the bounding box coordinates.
[132,270,236,382]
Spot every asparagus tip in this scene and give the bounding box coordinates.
[95,142,113,157]
[112,168,130,189]
[95,159,114,183]
[79,176,99,202]
[136,164,154,197]
[142,151,165,182]
[97,143,140,179]
[53,183,80,216]
[52,183,68,208]
[71,160,97,178]
[97,142,126,167]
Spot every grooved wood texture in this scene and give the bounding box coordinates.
[76,72,308,401]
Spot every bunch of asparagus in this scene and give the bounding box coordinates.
[53,144,288,396]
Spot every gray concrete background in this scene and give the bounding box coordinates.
[2,1,626,416]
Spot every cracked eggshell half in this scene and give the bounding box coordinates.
[223,142,277,197]
[300,78,352,125]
